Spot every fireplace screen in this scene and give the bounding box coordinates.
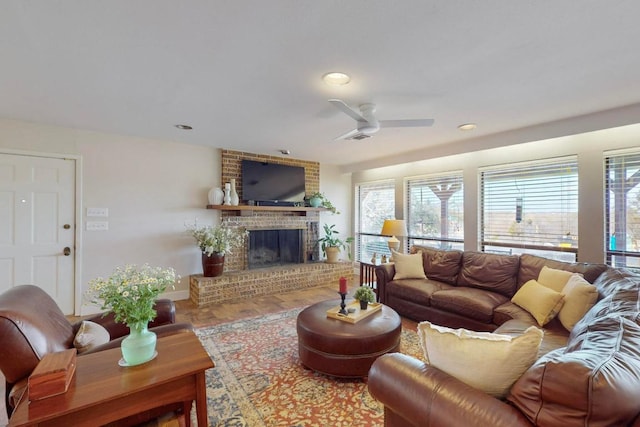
[247,229,304,269]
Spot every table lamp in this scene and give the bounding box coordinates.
[380,219,407,259]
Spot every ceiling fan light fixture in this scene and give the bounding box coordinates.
[322,72,350,86]
[458,123,477,131]
[175,124,193,130]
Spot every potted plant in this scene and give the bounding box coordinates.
[353,286,376,310]
[308,192,339,214]
[317,223,354,263]
[86,264,177,365]
[187,223,246,277]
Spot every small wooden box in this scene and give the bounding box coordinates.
[28,348,77,400]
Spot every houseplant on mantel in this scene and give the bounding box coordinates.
[308,192,340,214]
[86,264,177,366]
[187,223,246,277]
[317,223,354,264]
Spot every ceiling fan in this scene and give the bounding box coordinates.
[328,99,435,141]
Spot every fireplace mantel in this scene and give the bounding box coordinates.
[206,204,329,216]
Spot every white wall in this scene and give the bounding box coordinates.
[319,164,353,260]
[0,119,222,314]
[351,123,640,264]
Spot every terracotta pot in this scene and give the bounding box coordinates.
[202,252,225,277]
[325,246,340,264]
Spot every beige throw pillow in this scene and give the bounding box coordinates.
[558,274,598,331]
[537,266,575,292]
[73,320,111,353]
[418,321,543,398]
[392,250,427,280]
[512,279,565,326]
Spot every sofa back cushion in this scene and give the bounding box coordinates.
[508,316,640,426]
[517,254,608,288]
[456,251,520,297]
[410,245,462,285]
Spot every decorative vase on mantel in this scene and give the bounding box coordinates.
[229,178,239,206]
[120,322,157,366]
[202,252,225,277]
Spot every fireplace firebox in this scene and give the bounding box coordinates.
[247,229,304,269]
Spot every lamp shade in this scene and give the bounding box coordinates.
[380,219,407,237]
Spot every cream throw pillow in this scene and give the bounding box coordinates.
[73,320,111,353]
[392,250,427,280]
[537,266,575,292]
[512,280,565,326]
[558,274,598,331]
[418,321,543,398]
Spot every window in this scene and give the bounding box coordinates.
[406,172,464,250]
[480,156,578,261]
[355,180,395,262]
[605,150,640,268]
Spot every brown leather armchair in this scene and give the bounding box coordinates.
[0,284,194,420]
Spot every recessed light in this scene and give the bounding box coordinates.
[175,124,193,130]
[322,72,350,86]
[458,123,477,131]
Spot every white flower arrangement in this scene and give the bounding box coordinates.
[86,264,177,326]
[187,223,246,256]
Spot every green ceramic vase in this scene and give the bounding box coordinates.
[121,322,157,366]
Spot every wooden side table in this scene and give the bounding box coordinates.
[9,332,214,427]
[359,261,379,301]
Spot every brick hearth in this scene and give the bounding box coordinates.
[190,261,353,306]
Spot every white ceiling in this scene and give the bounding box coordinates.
[2,1,640,172]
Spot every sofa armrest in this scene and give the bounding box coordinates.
[375,264,395,304]
[79,298,177,339]
[81,322,194,355]
[368,353,532,427]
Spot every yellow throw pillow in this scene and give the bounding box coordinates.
[537,266,575,292]
[558,274,598,331]
[512,279,565,326]
[417,321,543,398]
[392,250,427,280]
[73,320,111,353]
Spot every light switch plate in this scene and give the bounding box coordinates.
[87,207,109,217]
[86,221,109,231]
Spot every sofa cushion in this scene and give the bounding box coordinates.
[537,266,575,292]
[517,253,608,287]
[457,251,520,297]
[430,287,509,323]
[493,301,537,326]
[558,274,598,331]
[511,279,565,326]
[392,250,427,280]
[411,245,462,285]
[387,279,453,306]
[73,320,111,354]
[508,316,640,426]
[418,321,543,398]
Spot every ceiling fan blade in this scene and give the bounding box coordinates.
[328,99,366,122]
[334,128,362,140]
[379,119,435,128]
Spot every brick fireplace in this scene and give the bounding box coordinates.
[189,150,354,306]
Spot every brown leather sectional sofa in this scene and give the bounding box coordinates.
[369,246,640,426]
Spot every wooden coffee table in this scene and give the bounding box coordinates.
[9,332,214,427]
[296,299,401,378]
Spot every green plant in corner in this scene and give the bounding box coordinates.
[353,286,376,303]
[317,223,354,259]
[308,192,339,214]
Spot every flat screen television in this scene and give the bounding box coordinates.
[241,160,306,205]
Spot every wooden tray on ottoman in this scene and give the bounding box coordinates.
[326,301,382,323]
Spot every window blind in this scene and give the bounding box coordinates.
[480,156,578,257]
[605,150,640,268]
[406,172,464,249]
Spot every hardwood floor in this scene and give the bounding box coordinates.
[175,282,353,328]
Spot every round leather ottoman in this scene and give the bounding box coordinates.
[296,299,402,378]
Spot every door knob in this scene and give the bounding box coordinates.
[63,247,71,256]
[63,224,71,229]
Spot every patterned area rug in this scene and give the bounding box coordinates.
[195,307,422,427]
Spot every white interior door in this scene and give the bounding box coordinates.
[0,153,76,314]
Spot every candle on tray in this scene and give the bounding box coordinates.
[339,277,347,294]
